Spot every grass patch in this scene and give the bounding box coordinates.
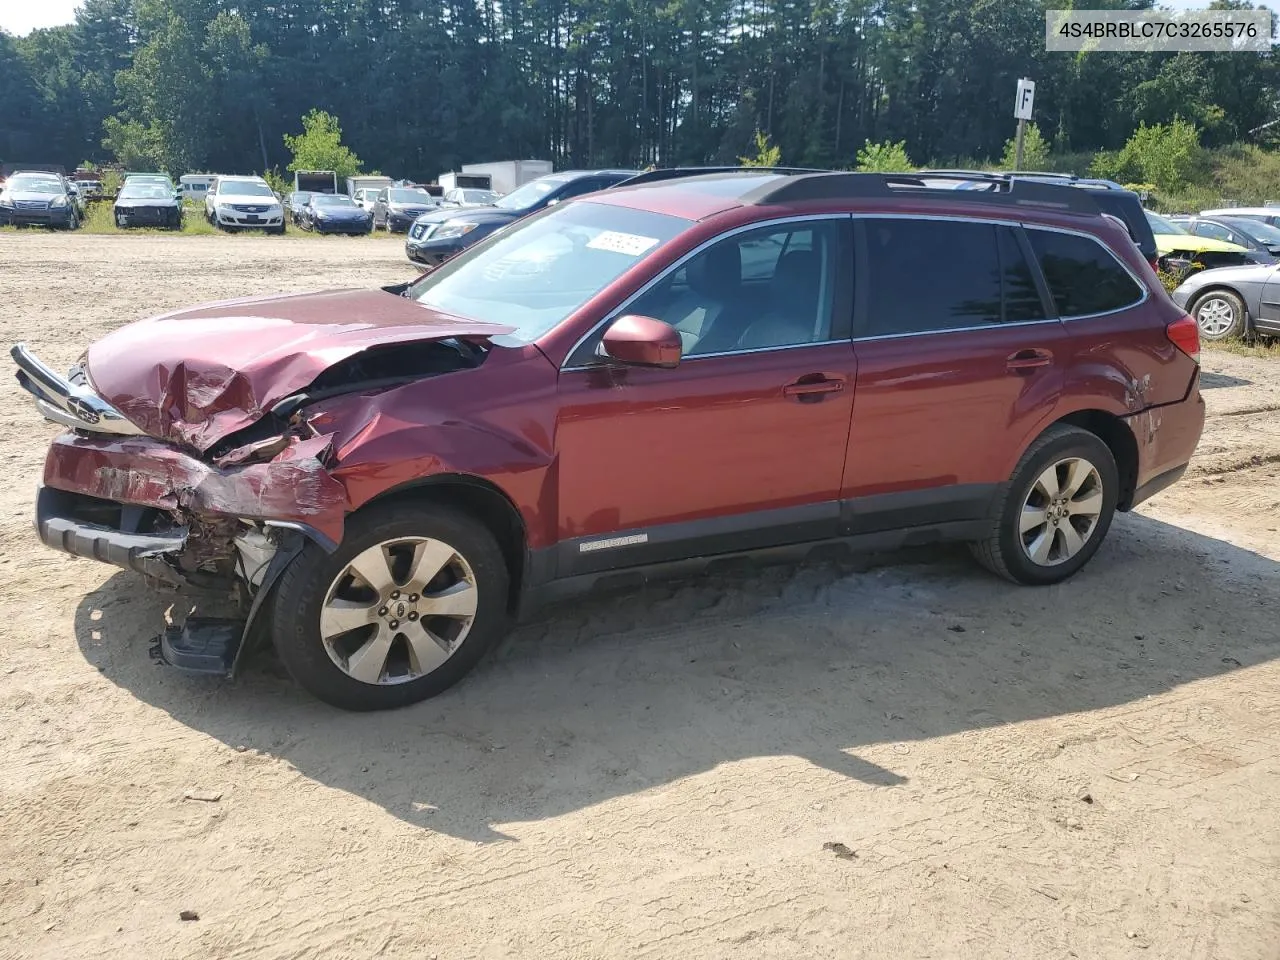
[1205,337,1280,359]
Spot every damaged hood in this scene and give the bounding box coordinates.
[86,288,514,452]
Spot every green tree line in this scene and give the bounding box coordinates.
[1,0,1276,179]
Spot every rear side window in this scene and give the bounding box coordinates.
[861,218,1047,336]
[1027,229,1144,318]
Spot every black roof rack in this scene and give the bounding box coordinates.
[612,166,827,188]
[740,172,1101,214]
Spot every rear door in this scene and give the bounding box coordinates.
[842,217,1065,531]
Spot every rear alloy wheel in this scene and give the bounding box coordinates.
[1191,290,1246,340]
[970,425,1118,585]
[271,503,509,710]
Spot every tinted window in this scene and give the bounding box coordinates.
[864,219,1003,335]
[621,220,839,357]
[999,228,1047,323]
[1027,229,1143,318]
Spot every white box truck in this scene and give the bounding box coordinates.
[345,174,393,199]
[438,171,495,193]
[460,160,553,196]
[294,170,337,194]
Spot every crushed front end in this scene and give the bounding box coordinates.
[13,344,349,674]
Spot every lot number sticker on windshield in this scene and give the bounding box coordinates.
[587,230,660,256]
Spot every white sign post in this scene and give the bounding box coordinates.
[1013,78,1036,169]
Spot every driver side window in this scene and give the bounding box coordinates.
[623,220,842,358]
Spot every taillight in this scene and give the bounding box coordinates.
[1167,314,1201,364]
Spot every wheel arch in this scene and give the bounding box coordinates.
[357,474,528,612]
[1044,409,1140,511]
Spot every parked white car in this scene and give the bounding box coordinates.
[204,176,286,233]
[353,188,380,215]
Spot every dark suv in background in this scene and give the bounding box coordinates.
[14,170,1204,711]
[405,168,641,267]
[926,170,1160,270]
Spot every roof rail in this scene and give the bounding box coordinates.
[740,172,1101,214]
[612,166,827,188]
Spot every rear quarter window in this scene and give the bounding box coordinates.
[1026,229,1144,318]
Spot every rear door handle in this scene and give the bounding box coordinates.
[1006,348,1053,373]
[783,375,846,403]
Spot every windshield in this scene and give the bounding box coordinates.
[408,201,689,342]
[493,178,564,211]
[1222,216,1280,244]
[7,176,62,194]
[389,189,430,203]
[313,195,356,207]
[461,189,498,204]
[1145,211,1188,235]
[220,180,274,197]
[291,191,313,203]
[119,183,172,200]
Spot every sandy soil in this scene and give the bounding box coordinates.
[0,233,1277,960]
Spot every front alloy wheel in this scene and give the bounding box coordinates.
[271,502,509,710]
[320,537,479,685]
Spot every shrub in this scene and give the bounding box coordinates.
[856,139,913,172]
[739,130,782,167]
[284,110,362,181]
[1092,119,1205,194]
[999,122,1050,170]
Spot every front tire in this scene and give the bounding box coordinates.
[970,425,1118,585]
[271,502,510,711]
[1190,290,1247,340]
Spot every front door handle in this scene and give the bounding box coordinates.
[1006,348,1053,374]
[783,374,846,403]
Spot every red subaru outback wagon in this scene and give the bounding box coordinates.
[13,171,1205,710]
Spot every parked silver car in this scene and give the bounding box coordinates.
[1171,262,1280,340]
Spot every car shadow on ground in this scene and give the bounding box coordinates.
[75,512,1280,843]
[1200,370,1253,389]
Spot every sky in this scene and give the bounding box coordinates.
[0,0,1277,36]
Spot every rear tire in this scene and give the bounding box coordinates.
[1190,289,1247,340]
[970,425,1118,585]
[271,502,510,711]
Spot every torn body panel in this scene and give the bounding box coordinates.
[43,431,349,547]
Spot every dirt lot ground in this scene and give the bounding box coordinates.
[1,233,1278,960]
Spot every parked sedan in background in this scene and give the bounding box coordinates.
[1171,261,1280,341]
[298,193,373,234]
[1168,214,1280,263]
[1200,206,1280,228]
[441,188,500,207]
[113,179,183,229]
[286,191,313,224]
[0,171,80,229]
[405,168,640,267]
[373,187,439,232]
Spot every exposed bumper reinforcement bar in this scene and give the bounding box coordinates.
[35,485,188,584]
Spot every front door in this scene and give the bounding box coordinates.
[843,217,1065,531]
[553,217,856,577]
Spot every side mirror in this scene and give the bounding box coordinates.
[597,315,682,369]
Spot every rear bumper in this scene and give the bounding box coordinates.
[1125,374,1206,508]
